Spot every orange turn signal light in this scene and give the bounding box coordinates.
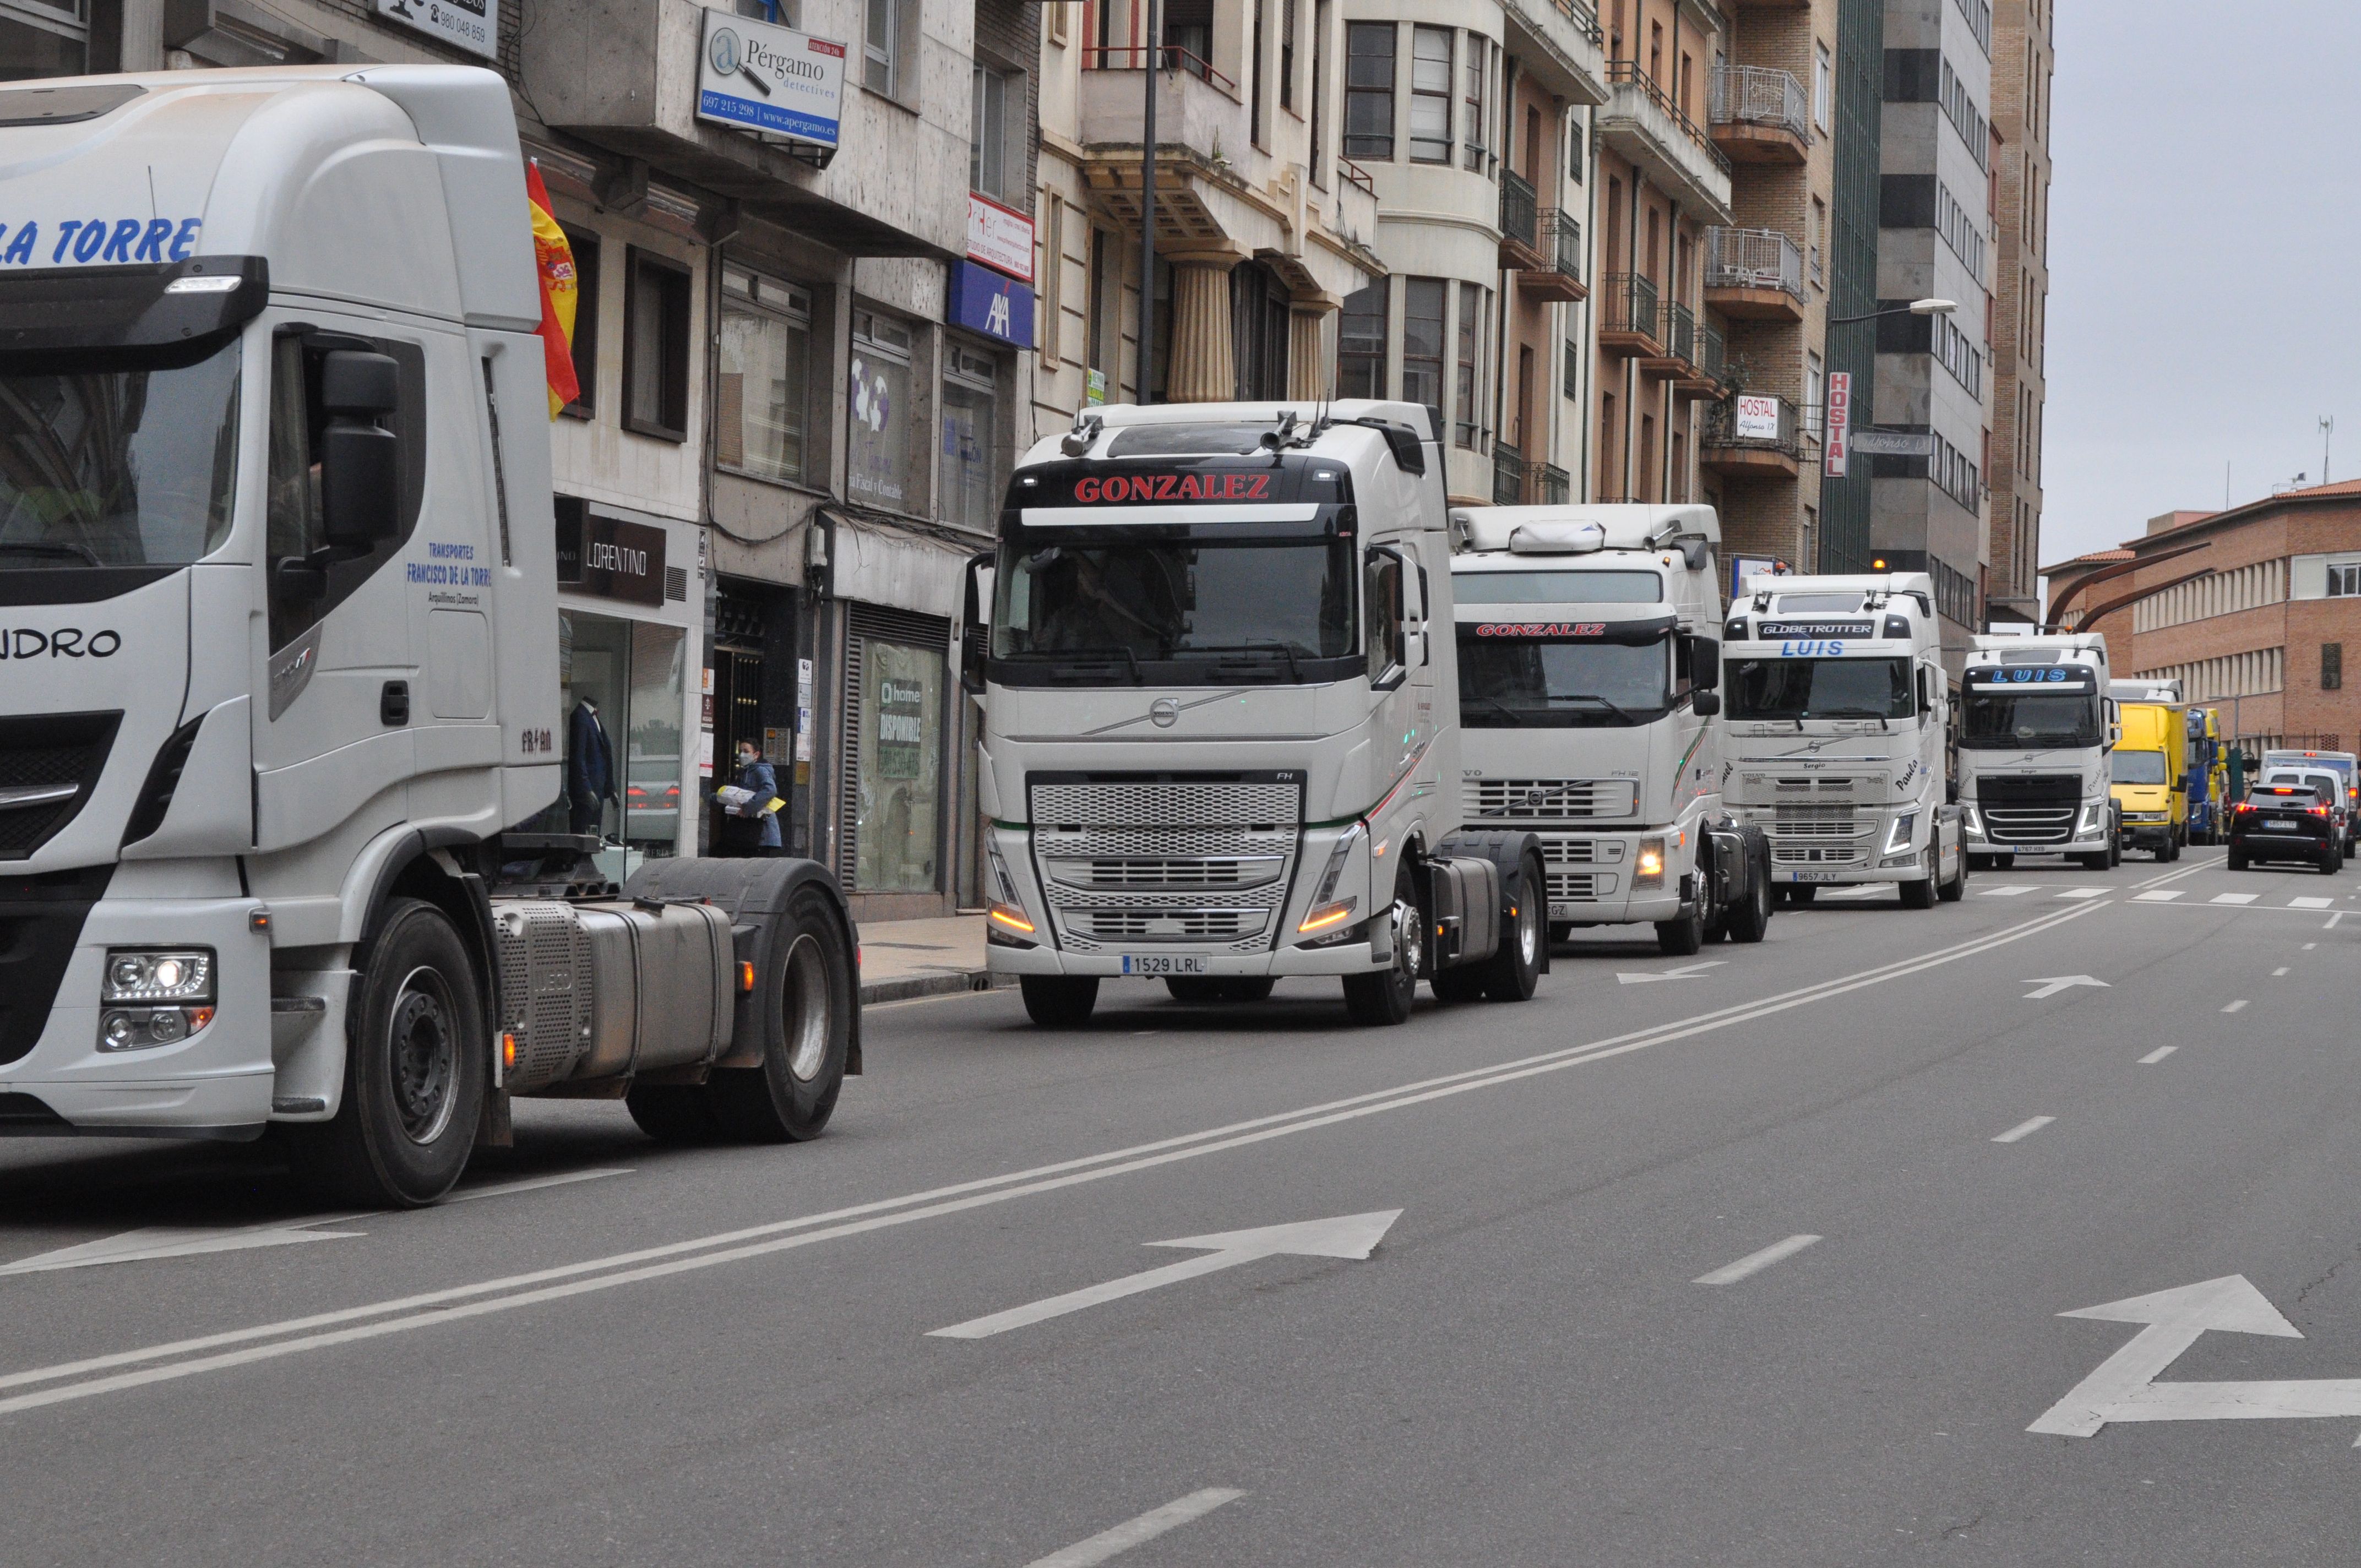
[989,902,1037,935]
[1298,899,1357,934]
[186,1006,216,1033]
[501,1032,518,1069]
[738,961,757,993]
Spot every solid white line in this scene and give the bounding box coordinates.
[1693,1234,1821,1285]
[1022,1489,1246,1568]
[2273,967,2291,977]
[2132,857,2223,891]
[2132,890,2185,902]
[2222,999,2248,1013]
[2138,1046,2178,1065]
[2211,894,2259,906]
[0,900,2114,1418]
[2057,888,2106,901]
[1993,1115,2057,1144]
[929,1250,1253,1340]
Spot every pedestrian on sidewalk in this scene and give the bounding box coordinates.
[719,740,784,856]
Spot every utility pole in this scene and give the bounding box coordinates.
[1136,0,1161,406]
[2322,416,2335,485]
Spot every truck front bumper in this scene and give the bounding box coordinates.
[987,939,1383,978]
[0,892,275,1140]
[1531,830,1685,925]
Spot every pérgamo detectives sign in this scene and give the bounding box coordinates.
[698,9,848,149]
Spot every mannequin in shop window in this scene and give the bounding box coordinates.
[568,698,618,837]
[720,739,784,856]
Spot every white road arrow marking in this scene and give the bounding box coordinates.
[2025,1274,2357,1438]
[929,1210,1402,1340]
[2022,974,2109,1000]
[1616,960,1727,985]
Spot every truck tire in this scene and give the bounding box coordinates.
[1021,976,1099,1027]
[705,886,855,1141]
[1780,886,1816,907]
[1166,977,1276,1004]
[1900,856,1938,908]
[1656,907,1704,955]
[1479,853,1546,1001]
[1939,845,1968,902]
[287,897,485,1207]
[627,1086,723,1144]
[1342,869,1421,1026]
[1725,871,1772,942]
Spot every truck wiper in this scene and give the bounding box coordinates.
[0,538,105,566]
[1183,639,1304,682]
[1555,693,1638,725]
[1465,694,1527,726]
[1814,707,1891,732]
[1006,644,1145,683]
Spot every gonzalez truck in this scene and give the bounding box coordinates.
[1956,633,2120,871]
[1719,574,1968,906]
[1448,504,1771,956]
[0,65,859,1206]
[2108,680,2187,860]
[969,402,1548,1027]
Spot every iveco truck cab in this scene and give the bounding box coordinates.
[1448,504,1770,955]
[1720,573,1967,906]
[970,402,1547,1027]
[2109,679,2188,860]
[1957,633,2119,870]
[0,65,859,1207]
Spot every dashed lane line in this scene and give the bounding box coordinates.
[2222,999,2249,1014]
[2138,1046,2178,1064]
[2273,967,2291,977]
[1993,1116,2058,1144]
[2291,896,2335,909]
[1694,1234,1822,1285]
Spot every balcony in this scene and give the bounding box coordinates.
[1536,462,1573,505]
[1708,65,1810,165]
[1704,227,1807,321]
[1598,272,1663,357]
[1517,209,1586,302]
[1498,168,1542,268]
[1598,61,1732,223]
[1674,319,1729,400]
[1493,442,1528,505]
[1505,0,1611,111]
[1642,300,1699,381]
[1701,397,1803,481]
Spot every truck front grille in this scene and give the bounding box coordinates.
[1465,778,1639,820]
[1042,856,1283,890]
[1547,871,1617,901]
[1773,844,1866,867]
[1027,775,1304,949]
[1976,774,2083,846]
[1766,805,1870,840]
[0,711,118,860]
[1072,910,1260,940]
[1736,771,1887,805]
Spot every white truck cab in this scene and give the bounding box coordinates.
[1720,573,1968,906]
[1448,504,1770,955]
[1957,633,2119,870]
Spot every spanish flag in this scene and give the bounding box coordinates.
[526,161,581,418]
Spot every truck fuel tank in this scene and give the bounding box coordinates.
[492,898,733,1091]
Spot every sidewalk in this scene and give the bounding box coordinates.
[855,913,1009,1005]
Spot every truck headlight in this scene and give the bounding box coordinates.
[1299,824,1363,938]
[100,948,215,1051]
[2076,804,2105,837]
[1635,836,1666,889]
[1962,805,1983,837]
[1883,813,1918,857]
[985,850,1039,947]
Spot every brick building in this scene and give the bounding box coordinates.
[2047,483,2361,751]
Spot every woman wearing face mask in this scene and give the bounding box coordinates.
[721,740,782,856]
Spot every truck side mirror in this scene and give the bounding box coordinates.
[1691,690,1721,718]
[961,549,993,695]
[1690,636,1720,690]
[319,350,400,551]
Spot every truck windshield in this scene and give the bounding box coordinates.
[2112,751,2168,785]
[1960,691,2102,748]
[992,536,1354,666]
[0,338,241,573]
[1726,657,1913,722]
[1458,630,1669,727]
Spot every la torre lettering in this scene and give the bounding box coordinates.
[1071,472,1275,503]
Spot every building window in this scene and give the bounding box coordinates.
[556,608,688,864]
[1336,282,1386,398]
[1344,23,1395,161]
[1087,227,1114,400]
[1250,0,1267,146]
[866,0,896,93]
[1805,351,1824,438]
[0,0,84,80]
[1047,0,1067,46]
[717,267,815,487]
[2330,563,2361,597]
[1310,0,1329,183]
[970,66,1010,200]
[1402,277,1445,443]
[561,227,600,418]
[623,247,692,442]
[850,628,945,893]
[1814,41,1832,129]
[1280,0,1297,111]
[2324,643,2343,692]
[1567,116,1584,183]
[942,342,1001,533]
[1040,196,1063,366]
[1455,280,1484,449]
[1408,26,1451,163]
[1462,35,1489,172]
[848,309,921,513]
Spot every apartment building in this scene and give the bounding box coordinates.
[1870,0,1994,663]
[55,0,1040,920]
[1588,0,1736,510]
[1697,0,1840,579]
[1985,0,2050,625]
[1030,0,1385,437]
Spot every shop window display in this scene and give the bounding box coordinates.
[854,638,943,892]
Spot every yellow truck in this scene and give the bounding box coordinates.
[2109,691,2188,859]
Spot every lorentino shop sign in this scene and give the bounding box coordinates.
[697,9,848,149]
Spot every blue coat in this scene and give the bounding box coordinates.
[731,757,782,847]
[568,700,616,803]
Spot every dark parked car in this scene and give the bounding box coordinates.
[2228,782,2343,873]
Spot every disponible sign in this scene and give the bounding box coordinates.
[1734,395,1781,441]
[1823,372,1852,477]
[697,8,848,149]
[967,194,1035,284]
[377,0,496,58]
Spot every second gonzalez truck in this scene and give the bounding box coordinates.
[970,403,1547,1027]
[1448,504,1771,955]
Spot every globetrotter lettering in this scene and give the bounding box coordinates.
[0,627,121,658]
[1072,472,1275,503]
[1473,622,1609,638]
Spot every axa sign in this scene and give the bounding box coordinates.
[949,261,1034,349]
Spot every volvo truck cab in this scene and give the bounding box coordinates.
[1957,633,2119,871]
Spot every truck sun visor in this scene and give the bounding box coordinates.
[1468,614,1677,645]
[0,257,269,365]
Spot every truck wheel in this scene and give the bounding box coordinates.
[1655,907,1704,956]
[1021,976,1099,1027]
[287,898,485,1207]
[1900,858,1938,909]
[1342,871,1421,1026]
[1429,967,1487,1004]
[1939,846,1968,902]
[705,888,855,1142]
[1480,857,1545,1001]
[627,1086,723,1144]
[1726,872,1772,942]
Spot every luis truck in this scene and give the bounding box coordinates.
[1956,633,2120,871]
[0,65,859,1206]
[1448,504,1771,956]
[2108,680,2187,860]
[967,402,1548,1027]
[1719,574,1968,906]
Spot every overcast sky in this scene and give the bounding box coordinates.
[2040,0,2360,570]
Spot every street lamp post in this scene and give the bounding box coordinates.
[1136,0,1162,406]
[1826,297,1957,328]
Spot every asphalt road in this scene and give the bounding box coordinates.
[7,847,2361,1565]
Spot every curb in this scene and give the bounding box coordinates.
[859,970,1013,1006]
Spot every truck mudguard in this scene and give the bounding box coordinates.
[1433,828,1551,974]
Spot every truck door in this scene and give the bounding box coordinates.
[1364,544,1419,799]
[249,320,428,851]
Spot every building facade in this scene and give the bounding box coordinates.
[1985,0,2050,625]
[1871,0,1993,660]
[2047,486,2361,753]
